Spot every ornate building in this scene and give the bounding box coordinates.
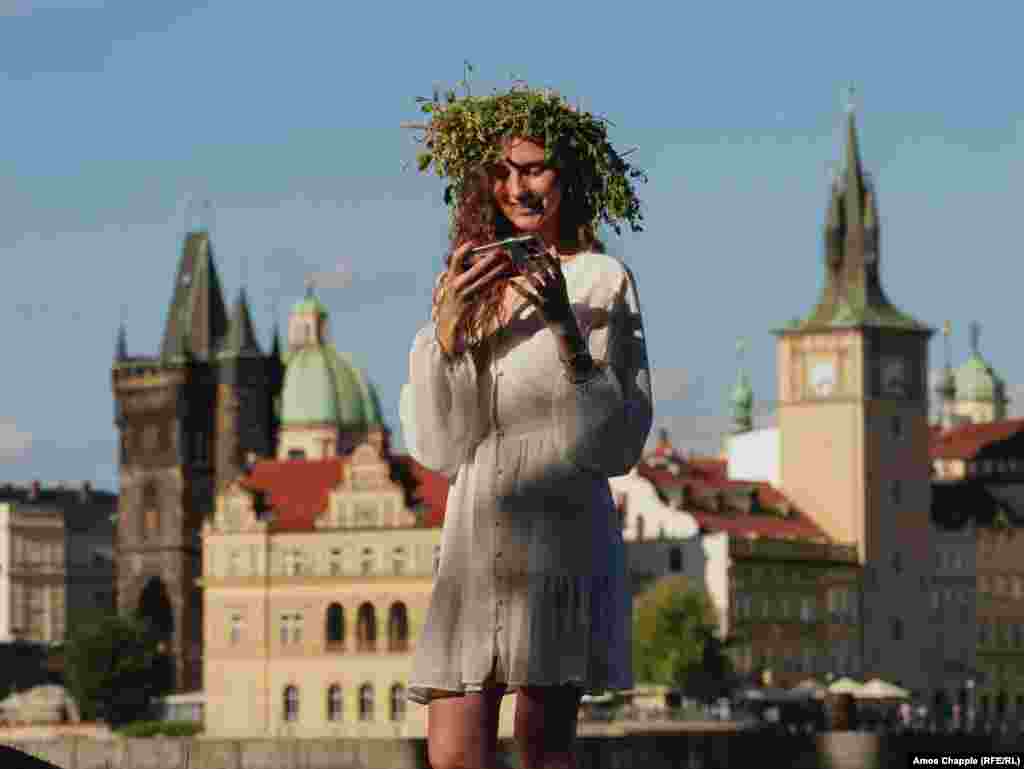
[200,296,458,738]
[111,227,281,692]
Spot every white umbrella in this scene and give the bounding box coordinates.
[855,678,910,700]
[827,677,863,695]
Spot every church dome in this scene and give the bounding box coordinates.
[280,345,383,428]
[955,353,1003,403]
[280,348,340,424]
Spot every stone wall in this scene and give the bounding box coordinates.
[0,732,1006,769]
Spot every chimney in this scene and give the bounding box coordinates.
[79,481,92,503]
[28,481,41,501]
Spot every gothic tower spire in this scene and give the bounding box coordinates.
[787,89,927,333]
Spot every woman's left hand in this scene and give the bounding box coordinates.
[506,252,578,334]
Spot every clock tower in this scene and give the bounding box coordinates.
[775,97,935,693]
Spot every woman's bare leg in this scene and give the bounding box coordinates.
[427,684,506,769]
[514,685,583,769]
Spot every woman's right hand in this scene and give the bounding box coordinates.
[434,241,510,357]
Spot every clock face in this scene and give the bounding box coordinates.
[882,356,908,397]
[811,360,837,397]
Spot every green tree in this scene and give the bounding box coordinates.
[632,575,736,703]
[62,609,172,726]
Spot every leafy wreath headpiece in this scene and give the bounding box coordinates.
[404,71,647,235]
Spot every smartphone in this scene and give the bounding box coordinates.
[462,235,545,271]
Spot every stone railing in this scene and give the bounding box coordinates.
[0,732,1008,769]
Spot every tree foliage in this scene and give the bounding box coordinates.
[62,610,172,726]
[632,575,735,702]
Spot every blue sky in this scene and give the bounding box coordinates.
[1,1,1023,492]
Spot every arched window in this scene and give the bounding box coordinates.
[357,603,376,652]
[283,685,299,723]
[388,602,409,652]
[669,547,683,573]
[325,603,345,648]
[327,684,343,722]
[358,683,374,721]
[636,515,645,542]
[390,684,406,721]
[142,481,160,536]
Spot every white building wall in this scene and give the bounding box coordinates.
[725,428,780,485]
[701,532,731,639]
[609,469,698,542]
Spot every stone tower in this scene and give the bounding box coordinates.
[773,96,935,694]
[112,227,279,692]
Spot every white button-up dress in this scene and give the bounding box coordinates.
[400,250,653,703]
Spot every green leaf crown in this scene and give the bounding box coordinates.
[405,77,647,235]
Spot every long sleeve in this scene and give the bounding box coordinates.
[400,323,483,478]
[554,264,653,478]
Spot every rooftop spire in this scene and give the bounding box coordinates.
[730,338,753,434]
[220,288,262,359]
[160,229,230,362]
[969,320,981,356]
[780,88,928,336]
[115,321,128,362]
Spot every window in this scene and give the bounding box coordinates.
[228,549,241,577]
[390,684,406,722]
[889,480,902,506]
[636,515,645,542]
[327,684,343,722]
[890,415,903,439]
[979,622,990,645]
[325,603,345,647]
[283,686,299,722]
[669,547,683,573]
[891,552,902,573]
[280,612,303,645]
[361,548,375,576]
[329,548,342,576]
[388,602,409,652]
[288,449,306,460]
[229,612,243,645]
[357,603,377,652]
[433,545,442,576]
[392,547,407,576]
[358,684,374,721]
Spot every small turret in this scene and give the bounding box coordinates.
[115,322,128,363]
[935,320,956,428]
[730,338,754,434]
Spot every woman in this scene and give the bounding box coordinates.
[400,85,652,769]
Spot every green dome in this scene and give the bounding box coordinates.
[730,372,753,408]
[280,345,383,428]
[281,348,340,424]
[955,353,1003,403]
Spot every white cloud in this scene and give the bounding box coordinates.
[0,419,32,459]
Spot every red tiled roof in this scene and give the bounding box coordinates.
[637,459,830,542]
[242,458,348,533]
[240,454,450,532]
[930,419,1024,460]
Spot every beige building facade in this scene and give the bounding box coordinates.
[0,484,116,645]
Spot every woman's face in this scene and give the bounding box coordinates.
[491,137,562,241]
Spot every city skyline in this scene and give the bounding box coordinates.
[2,2,1023,492]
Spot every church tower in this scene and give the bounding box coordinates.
[774,95,934,692]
